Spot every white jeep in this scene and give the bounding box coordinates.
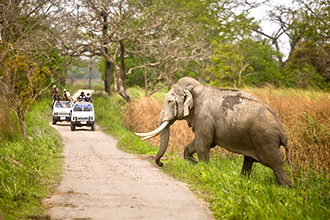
[70,101,95,131]
[52,100,74,124]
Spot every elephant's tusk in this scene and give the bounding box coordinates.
[141,133,159,140]
[135,121,169,137]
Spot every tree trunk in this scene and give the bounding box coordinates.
[18,114,27,137]
[104,59,111,95]
[102,12,111,95]
[113,63,131,102]
[89,58,92,89]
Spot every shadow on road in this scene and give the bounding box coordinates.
[53,123,70,127]
[72,128,94,132]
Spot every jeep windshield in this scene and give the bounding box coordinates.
[73,105,93,112]
[55,101,73,108]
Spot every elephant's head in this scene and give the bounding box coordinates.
[135,77,199,166]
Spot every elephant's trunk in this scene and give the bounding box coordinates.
[135,92,177,166]
[155,124,170,166]
[134,119,171,166]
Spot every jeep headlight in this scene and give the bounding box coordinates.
[89,116,93,121]
[73,117,77,121]
[54,112,58,116]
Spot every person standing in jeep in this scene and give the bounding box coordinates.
[51,85,59,106]
[77,91,86,102]
[85,93,92,102]
[62,89,72,101]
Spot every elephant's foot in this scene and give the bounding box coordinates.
[183,140,197,164]
[273,168,291,187]
[155,159,164,167]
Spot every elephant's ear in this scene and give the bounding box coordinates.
[183,89,193,117]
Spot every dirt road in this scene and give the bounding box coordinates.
[44,121,213,220]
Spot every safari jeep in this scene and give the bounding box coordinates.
[52,101,74,124]
[70,101,95,131]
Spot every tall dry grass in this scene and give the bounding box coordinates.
[126,87,330,173]
[247,87,330,173]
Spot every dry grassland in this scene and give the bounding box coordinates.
[126,87,330,174]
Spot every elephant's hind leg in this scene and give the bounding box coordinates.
[257,144,291,187]
[184,140,197,163]
[271,165,291,187]
[241,155,257,176]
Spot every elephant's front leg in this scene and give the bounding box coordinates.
[194,127,214,163]
[184,139,197,163]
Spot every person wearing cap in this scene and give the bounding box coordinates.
[52,85,59,97]
[51,85,59,106]
[62,89,71,101]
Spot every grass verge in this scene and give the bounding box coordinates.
[0,98,63,220]
[94,90,330,220]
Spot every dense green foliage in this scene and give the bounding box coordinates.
[93,91,330,220]
[0,98,63,220]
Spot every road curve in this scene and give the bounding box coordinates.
[44,122,213,220]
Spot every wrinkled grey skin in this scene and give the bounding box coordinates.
[156,77,294,186]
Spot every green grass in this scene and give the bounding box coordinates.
[162,154,330,220]
[0,97,63,220]
[93,92,330,220]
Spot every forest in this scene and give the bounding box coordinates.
[1,0,330,106]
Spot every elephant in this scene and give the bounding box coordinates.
[136,77,294,186]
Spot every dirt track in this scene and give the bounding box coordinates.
[44,121,213,220]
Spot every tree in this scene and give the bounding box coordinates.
[56,0,236,102]
[252,0,330,62]
[0,0,65,70]
[250,0,330,88]
[282,41,330,88]
[206,42,254,88]
[127,10,206,96]
[0,42,51,137]
[239,38,282,87]
[0,0,72,137]
[292,0,330,44]
[206,38,282,88]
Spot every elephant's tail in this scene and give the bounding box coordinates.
[281,135,295,172]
